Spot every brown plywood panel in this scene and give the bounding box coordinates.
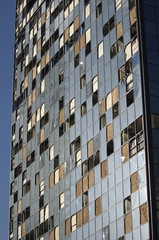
[65,218,71,236]
[101,160,108,178]
[130,7,137,25]
[49,172,54,188]
[82,175,88,192]
[77,210,82,228]
[22,222,26,237]
[83,206,89,224]
[76,180,82,197]
[59,108,64,125]
[87,139,94,157]
[74,16,79,31]
[49,231,54,240]
[24,76,28,89]
[131,172,138,193]
[40,129,45,143]
[37,38,41,52]
[80,34,85,50]
[41,12,46,25]
[60,163,65,180]
[124,213,132,233]
[95,197,102,216]
[122,143,129,161]
[107,123,113,142]
[28,94,32,107]
[32,66,36,79]
[31,113,36,127]
[22,145,27,160]
[74,41,79,55]
[140,202,148,224]
[65,28,69,42]
[116,21,123,39]
[89,170,94,188]
[112,87,119,105]
[18,200,22,213]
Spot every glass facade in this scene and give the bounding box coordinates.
[9,0,155,239]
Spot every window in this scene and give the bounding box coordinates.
[49,145,54,160]
[55,226,59,240]
[74,54,79,67]
[110,43,117,58]
[59,71,64,84]
[100,114,106,129]
[22,170,27,185]
[81,102,87,116]
[98,41,103,58]
[27,151,35,167]
[85,3,90,19]
[19,126,23,140]
[40,138,49,154]
[80,74,86,89]
[82,191,88,207]
[70,98,75,114]
[124,196,131,214]
[96,2,102,17]
[16,108,20,120]
[22,180,30,196]
[40,79,45,93]
[115,0,122,11]
[86,28,91,44]
[107,140,114,156]
[76,149,81,166]
[71,215,76,232]
[59,193,65,209]
[40,180,44,196]
[59,96,64,110]
[95,197,102,216]
[35,172,39,185]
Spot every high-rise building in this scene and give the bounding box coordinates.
[9,0,159,239]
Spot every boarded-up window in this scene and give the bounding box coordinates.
[37,38,41,52]
[112,87,119,105]
[99,99,106,116]
[41,12,46,25]
[60,163,65,180]
[80,34,85,50]
[49,172,54,188]
[18,200,22,213]
[22,146,27,160]
[65,218,70,236]
[28,94,32,107]
[46,50,50,65]
[82,175,88,192]
[31,113,36,127]
[121,143,129,162]
[101,160,108,178]
[87,139,94,157]
[95,197,102,216]
[77,210,82,228]
[140,202,148,224]
[65,28,69,42]
[89,170,94,188]
[74,40,80,55]
[131,171,138,193]
[116,21,123,39]
[24,76,28,89]
[74,16,79,31]
[41,56,45,69]
[49,231,54,240]
[130,7,137,25]
[40,129,45,143]
[106,123,113,142]
[76,180,82,197]
[83,206,89,224]
[124,213,132,233]
[59,109,64,125]
[21,222,26,237]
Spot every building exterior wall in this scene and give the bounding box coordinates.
[9,0,150,240]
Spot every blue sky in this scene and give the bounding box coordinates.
[0,1,16,238]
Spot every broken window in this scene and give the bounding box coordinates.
[82,191,88,207]
[81,102,87,116]
[71,215,76,232]
[96,2,102,17]
[98,41,104,58]
[22,180,30,196]
[59,71,64,84]
[110,43,117,58]
[59,193,65,209]
[124,196,131,214]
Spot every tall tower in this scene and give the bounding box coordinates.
[9,0,159,239]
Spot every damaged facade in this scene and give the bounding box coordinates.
[9,0,159,239]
